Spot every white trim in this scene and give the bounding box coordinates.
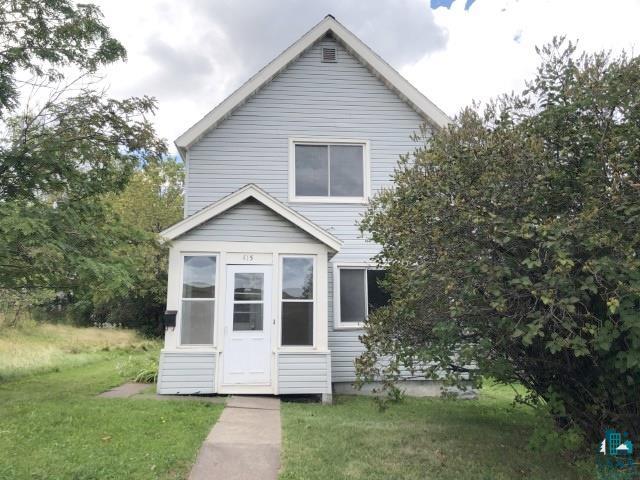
[288,138,371,204]
[182,150,189,218]
[278,254,317,349]
[159,184,342,251]
[333,261,384,330]
[218,384,275,395]
[174,15,451,156]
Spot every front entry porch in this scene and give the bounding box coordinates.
[156,185,340,399]
[158,241,333,398]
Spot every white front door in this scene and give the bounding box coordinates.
[222,264,272,385]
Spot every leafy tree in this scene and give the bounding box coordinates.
[0,1,166,301]
[69,158,184,334]
[359,39,640,443]
[0,0,125,114]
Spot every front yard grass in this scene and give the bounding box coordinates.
[0,322,153,381]
[0,352,222,479]
[280,384,593,480]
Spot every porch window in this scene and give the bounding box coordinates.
[180,255,217,345]
[281,256,314,346]
[336,267,390,328]
[290,140,368,202]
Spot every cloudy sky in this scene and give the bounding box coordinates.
[93,0,640,154]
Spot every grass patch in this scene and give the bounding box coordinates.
[0,351,222,479]
[280,384,593,480]
[0,322,155,381]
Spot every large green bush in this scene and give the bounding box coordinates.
[359,39,640,443]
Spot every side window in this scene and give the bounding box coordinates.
[281,256,314,346]
[337,267,390,327]
[180,255,216,345]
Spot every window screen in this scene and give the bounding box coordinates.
[339,268,390,325]
[294,143,364,198]
[281,257,314,345]
[181,256,216,344]
[367,270,390,311]
[339,269,366,323]
[232,272,264,331]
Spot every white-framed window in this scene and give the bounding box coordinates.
[280,255,315,346]
[289,138,370,203]
[179,254,218,345]
[334,263,390,329]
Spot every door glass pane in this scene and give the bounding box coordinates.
[340,269,366,323]
[367,270,390,311]
[281,302,313,345]
[330,145,364,197]
[233,303,264,331]
[295,145,328,196]
[181,300,214,344]
[282,257,313,299]
[234,273,264,301]
[183,256,216,298]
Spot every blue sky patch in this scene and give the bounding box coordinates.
[431,0,477,10]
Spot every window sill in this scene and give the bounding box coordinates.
[277,348,329,354]
[173,345,217,351]
[333,323,364,331]
[163,347,217,354]
[277,346,317,352]
[289,196,369,205]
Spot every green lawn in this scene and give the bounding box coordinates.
[0,324,595,479]
[0,352,222,479]
[279,385,593,480]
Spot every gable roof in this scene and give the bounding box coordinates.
[160,184,342,250]
[175,15,452,157]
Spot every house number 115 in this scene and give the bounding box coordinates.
[242,254,255,262]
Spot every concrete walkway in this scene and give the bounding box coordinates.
[189,396,281,480]
[98,383,225,403]
[98,382,148,398]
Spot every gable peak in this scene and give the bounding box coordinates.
[174,15,451,156]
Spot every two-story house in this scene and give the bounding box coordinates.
[157,15,450,402]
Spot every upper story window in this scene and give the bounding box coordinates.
[289,139,370,203]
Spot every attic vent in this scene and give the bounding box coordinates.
[321,47,337,63]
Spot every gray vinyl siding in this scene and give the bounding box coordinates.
[184,35,429,386]
[157,351,216,394]
[186,36,426,259]
[278,352,330,394]
[177,199,316,243]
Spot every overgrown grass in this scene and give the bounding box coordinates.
[0,322,156,381]
[280,384,594,480]
[0,351,222,479]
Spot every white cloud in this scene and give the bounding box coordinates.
[92,0,640,153]
[405,0,640,118]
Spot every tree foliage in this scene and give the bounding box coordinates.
[0,0,166,305]
[0,0,125,113]
[71,158,184,334]
[359,39,640,443]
